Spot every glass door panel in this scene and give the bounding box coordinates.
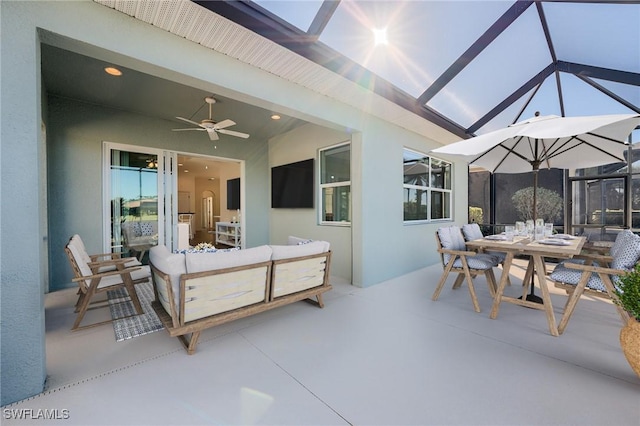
[109,148,160,261]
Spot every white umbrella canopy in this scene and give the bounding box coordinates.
[432,113,640,174]
[431,113,640,221]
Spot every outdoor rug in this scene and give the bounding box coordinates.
[107,281,164,342]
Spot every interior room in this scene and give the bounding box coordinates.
[176,155,241,248]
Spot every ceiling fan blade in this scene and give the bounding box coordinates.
[175,116,204,127]
[207,129,219,141]
[172,128,205,132]
[213,119,236,130]
[218,129,250,139]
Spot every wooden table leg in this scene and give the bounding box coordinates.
[532,254,559,337]
[490,252,514,319]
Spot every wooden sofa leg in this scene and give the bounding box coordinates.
[178,331,201,355]
[303,294,325,308]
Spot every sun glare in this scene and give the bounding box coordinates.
[372,27,388,46]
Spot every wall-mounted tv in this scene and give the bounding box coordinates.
[227,177,240,210]
[271,159,314,208]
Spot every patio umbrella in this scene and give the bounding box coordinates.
[431,113,640,302]
[431,113,640,221]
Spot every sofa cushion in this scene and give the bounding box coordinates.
[149,245,186,305]
[271,240,330,260]
[185,245,273,273]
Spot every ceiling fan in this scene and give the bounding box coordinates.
[172,96,250,141]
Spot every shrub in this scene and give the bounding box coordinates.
[511,186,563,222]
[469,206,483,224]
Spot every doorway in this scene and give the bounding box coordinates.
[104,143,241,258]
[176,154,241,247]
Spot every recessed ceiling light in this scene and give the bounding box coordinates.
[271,114,281,120]
[184,170,189,173]
[104,66,122,76]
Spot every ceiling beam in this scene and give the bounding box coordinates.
[417,0,534,105]
[307,1,340,37]
[536,2,565,116]
[467,63,556,135]
[576,75,640,114]
[557,61,640,86]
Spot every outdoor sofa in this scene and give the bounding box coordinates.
[149,237,332,354]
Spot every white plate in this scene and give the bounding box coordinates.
[537,239,571,246]
[550,234,576,240]
[484,234,508,241]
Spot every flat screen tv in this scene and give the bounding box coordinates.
[271,159,314,208]
[227,177,240,210]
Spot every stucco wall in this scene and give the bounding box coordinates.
[269,123,353,281]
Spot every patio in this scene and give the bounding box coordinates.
[4,259,638,425]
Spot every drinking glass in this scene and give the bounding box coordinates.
[526,220,534,239]
[535,225,545,241]
[544,223,553,237]
[515,221,525,236]
[535,218,544,228]
[505,225,515,241]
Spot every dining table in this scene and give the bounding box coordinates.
[466,234,586,336]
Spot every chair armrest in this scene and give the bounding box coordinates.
[89,252,122,261]
[72,266,142,282]
[88,257,139,268]
[438,248,478,257]
[572,253,613,264]
[563,262,627,276]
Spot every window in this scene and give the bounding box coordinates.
[319,143,351,224]
[403,149,452,222]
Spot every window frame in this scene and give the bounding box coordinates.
[403,148,453,223]
[318,141,351,226]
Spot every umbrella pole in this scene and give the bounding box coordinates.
[526,167,544,304]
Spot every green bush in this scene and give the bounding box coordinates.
[469,206,483,224]
[617,263,640,321]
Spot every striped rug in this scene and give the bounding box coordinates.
[107,281,164,342]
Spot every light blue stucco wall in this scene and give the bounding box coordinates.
[269,123,353,281]
[1,0,48,406]
[1,0,466,405]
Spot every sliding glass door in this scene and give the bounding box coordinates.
[104,143,177,260]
